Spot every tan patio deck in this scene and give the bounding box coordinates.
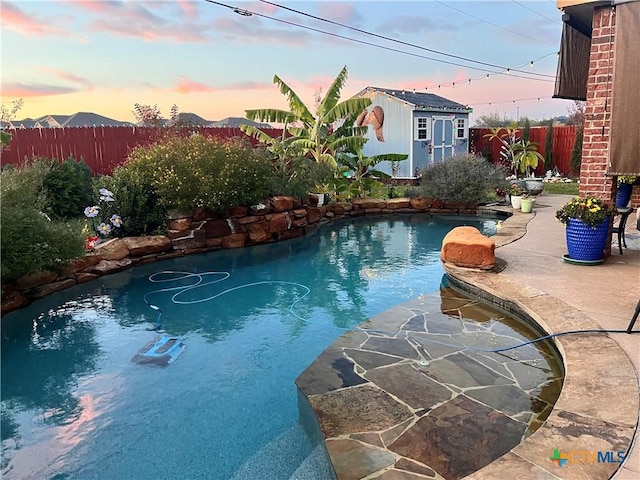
[296,193,640,480]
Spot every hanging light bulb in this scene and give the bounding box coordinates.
[506,68,511,74]
[530,60,534,67]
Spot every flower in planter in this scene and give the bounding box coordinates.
[555,196,616,228]
[510,184,523,196]
[617,175,637,185]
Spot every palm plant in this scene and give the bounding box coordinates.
[244,66,372,167]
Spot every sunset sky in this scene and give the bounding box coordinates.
[0,0,574,125]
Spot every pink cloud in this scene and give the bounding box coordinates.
[1,1,67,37]
[212,16,309,46]
[170,77,273,94]
[39,67,94,90]
[1,82,79,98]
[172,78,216,94]
[178,0,198,18]
[315,2,362,24]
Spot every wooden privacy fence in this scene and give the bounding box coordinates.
[1,125,578,177]
[0,126,283,176]
[469,125,578,176]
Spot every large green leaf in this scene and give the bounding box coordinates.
[273,74,314,124]
[245,109,297,124]
[317,65,349,118]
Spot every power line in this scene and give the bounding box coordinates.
[435,0,558,46]
[204,0,555,82]
[259,0,554,78]
[512,0,563,24]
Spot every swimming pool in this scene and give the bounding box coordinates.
[2,215,528,479]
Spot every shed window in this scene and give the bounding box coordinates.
[456,118,466,138]
[415,117,430,141]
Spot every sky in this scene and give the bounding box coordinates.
[0,0,575,125]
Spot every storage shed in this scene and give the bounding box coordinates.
[351,87,472,178]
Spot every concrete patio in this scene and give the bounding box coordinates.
[473,193,640,480]
[297,192,640,480]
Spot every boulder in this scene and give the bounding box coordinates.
[249,202,271,215]
[441,226,495,270]
[171,229,206,250]
[122,236,171,256]
[271,196,295,212]
[386,198,411,209]
[93,238,130,261]
[29,279,77,299]
[205,219,234,238]
[247,221,271,243]
[91,258,133,275]
[15,270,58,290]
[1,288,29,313]
[410,197,432,210]
[306,207,323,224]
[222,233,247,249]
[166,217,192,231]
[227,206,248,218]
[268,212,291,234]
[352,198,386,210]
[64,255,102,275]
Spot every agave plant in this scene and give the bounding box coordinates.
[244,66,372,167]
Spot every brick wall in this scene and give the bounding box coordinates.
[580,5,639,208]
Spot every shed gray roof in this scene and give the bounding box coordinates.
[358,87,472,113]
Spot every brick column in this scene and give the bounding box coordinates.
[579,5,616,204]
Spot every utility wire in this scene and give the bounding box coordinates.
[512,0,563,24]
[204,0,554,82]
[435,0,558,46]
[259,0,554,78]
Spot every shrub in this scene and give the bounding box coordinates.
[268,156,334,198]
[98,168,167,237]
[1,164,84,283]
[124,135,272,213]
[418,154,510,203]
[43,157,94,219]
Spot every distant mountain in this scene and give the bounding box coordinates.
[208,117,271,128]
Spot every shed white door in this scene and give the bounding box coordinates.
[432,116,455,162]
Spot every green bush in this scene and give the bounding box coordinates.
[418,154,510,203]
[99,167,167,237]
[268,156,334,198]
[43,157,94,219]
[1,164,85,283]
[124,135,272,212]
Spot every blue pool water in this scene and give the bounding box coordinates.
[1,215,498,479]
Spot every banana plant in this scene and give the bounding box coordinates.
[245,66,371,167]
[331,150,408,200]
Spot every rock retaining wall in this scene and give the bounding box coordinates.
[1,196,479,315]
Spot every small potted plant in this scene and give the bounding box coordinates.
[616,176,637,208]
[510,183,523,209]
[520,193,535,213]
[555,195,616,262]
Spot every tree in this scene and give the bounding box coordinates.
[1,99,24,150]
[544,119,554,172]
[473,112,516,128]
[244,66,372,167]
[566,100,586,126]
[570,128,583,177]
[521,118,531,143]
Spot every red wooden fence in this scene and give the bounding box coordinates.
[469,125,578,176]
[1,125,579,177]
[0,126,283,176]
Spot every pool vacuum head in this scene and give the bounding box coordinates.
[131,335,185,366]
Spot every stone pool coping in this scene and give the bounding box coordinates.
[297,207,640,480]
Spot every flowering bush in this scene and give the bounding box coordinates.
[83,188,122,249]
[618,175,637,185]
[555,195,616,228]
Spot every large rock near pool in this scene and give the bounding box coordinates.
[122,236,171,256]
[441,226,495,270]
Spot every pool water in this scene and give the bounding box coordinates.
[1,215,532,479]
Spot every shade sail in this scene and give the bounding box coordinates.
[553,22,590,100]
[608,0,640,175]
